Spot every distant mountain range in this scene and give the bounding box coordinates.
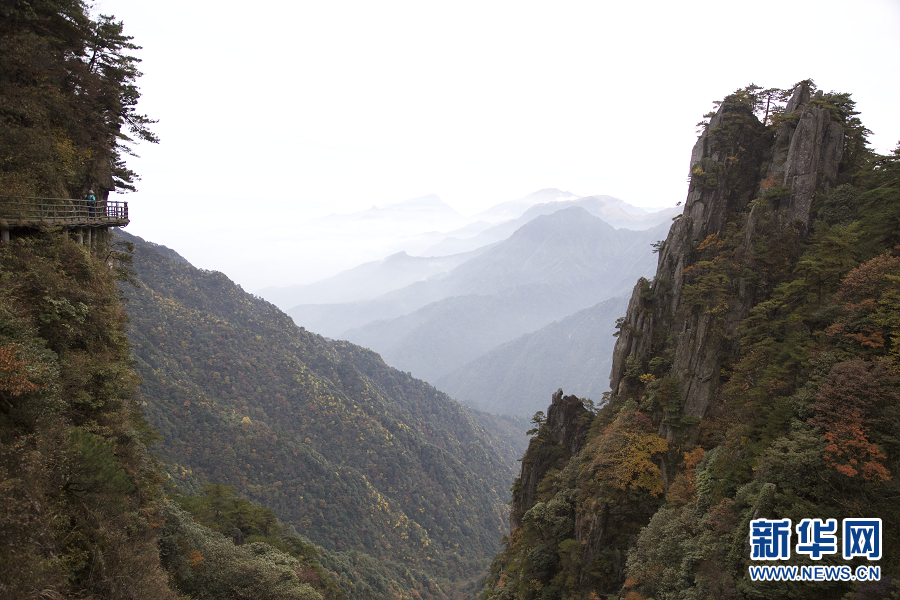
[260,188,677,308]
[468,188,581,223]
[257,245,495,307]
[288,207,668,386]
[421,194,678,256]
[253,189,677,416]
[308,193,471,232]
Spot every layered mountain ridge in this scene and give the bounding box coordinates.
[421,195,679,256]
[290,208,666,384]
[258,246,495,308]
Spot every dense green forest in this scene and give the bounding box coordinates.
[481,83,900,599]
[0,224,454,600]
[0,225,457,600]
[117,230,523,597]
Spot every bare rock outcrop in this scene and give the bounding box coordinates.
[510,389,593,527]
[609,83,844,442]
[764,87,844,229]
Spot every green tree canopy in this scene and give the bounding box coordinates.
[0,0,157,197]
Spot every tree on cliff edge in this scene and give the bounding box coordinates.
[0,0,157,198]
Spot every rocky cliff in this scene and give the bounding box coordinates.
[609,82,845,444]
[481,82,900,600]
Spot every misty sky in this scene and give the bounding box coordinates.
[96,0,900,292]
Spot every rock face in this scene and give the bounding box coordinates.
[609,83,844,442]
[544,389,593,457]
[510,389,593,528]
[505,393,658,590]
[765,89,844,228]
[483,84,862,600]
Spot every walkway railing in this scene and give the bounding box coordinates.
[0,196,129,228]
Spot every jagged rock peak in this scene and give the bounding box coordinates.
[609,82,847,443]
[546,388,594,457]
[510,389,593,527]
[764,83,844,228]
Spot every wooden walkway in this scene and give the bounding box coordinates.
[0,197,129,229]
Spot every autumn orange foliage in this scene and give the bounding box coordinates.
[827,253,900,363]
[666,447,706,506]
[188,549,205,572]
[808,359,899,481]
[0,345,41,396]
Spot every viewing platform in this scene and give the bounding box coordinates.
[1,196,128,243]
[1,196,129,244]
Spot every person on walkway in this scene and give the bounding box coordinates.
[86,189,96,218]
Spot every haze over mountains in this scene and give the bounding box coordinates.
[259,246,495,308]
[259,188,677,304]
[307,193,471,233]
[434,294,630,415]
[421,194,679,256]
[249,190,583,289]
[104,193,664,595]
[335,209,666,384]
[257,190,677,415]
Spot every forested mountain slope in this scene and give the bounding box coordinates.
[0,3,180,597]
[0,232,178,598]
[117,231,520,592]
[482,82,900,600]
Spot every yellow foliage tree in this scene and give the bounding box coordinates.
[589,410,668,496]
